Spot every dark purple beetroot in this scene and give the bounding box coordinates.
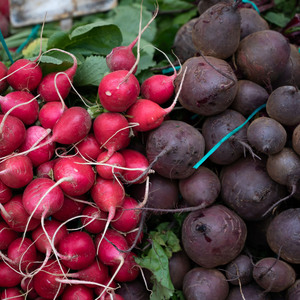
[145,120,205,179]
[266,85,300,127]
[192,2,241,59]
[226,282,271,300]
[181,205,247,268]
[247,117,287,155]
[225,254,253,286]
[197,0,233,15]
[292,124,300,156]
[169,251,192,290]
[286,279,300,300]
[230,80,269,117]
[253,257,296,292]
[235,30,291,86]
[239,7,269,40]
[183,267,229,300]
[220,156,287,221]
[179,166,220,207]
[117,279,150,300]
[266,208,300,264]
[174,56,238,116]
[127,173,179,213]
[201,109,249,165]
[172,18,198,62]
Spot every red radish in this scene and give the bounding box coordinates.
[0,155,33,189]
[119,149,149,184]
[93,112,131,160]
[19,126,55,167]
[81,206,108,234]
[38,101,67,130]
[0,195,40,232]
[98,70,140,112]
[22,177,64,220]
[52,194,86,222]
[110,252,140,282]
[94,279,117,299]
[6,237,37,272]
[125,228,144,248]
[0,12,9,38]
[76,133,103,161]
[36,159,57,179]
[53,155,95,197]
[0,114,26,157]
[33,259,67,299]
[0,261,23,288]
[0,61,8,93]
[37,49,77,102]
[0,0,9,18]
[0,221,19,250]
[61,284,94,300]
[0,179,12,204]
[21,277,40,300]
[6,58,43,92]
[104,294,124,300]
[1,287,24,300]
[58,231,96,270]
[112,197,141,233]
[0,91,39,125]
[96,151,126,179]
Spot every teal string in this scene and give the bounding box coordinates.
[162,65,181,74]
[0,29,14,64]
[16,24,41,54]
[193,103,266,169]
[241,0,260,14]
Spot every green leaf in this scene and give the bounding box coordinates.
[263,11,291,27]
[73,55,109,86]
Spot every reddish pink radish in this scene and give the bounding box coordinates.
[21,277,40,300]
[0,221,19,250]
[0,195,40,232]
[38,101,67,130]
[0,61,8,93]
[0,91,39,125]
[0,261,23,288]
[0,287,25,300]
[125,228,144,248]
[119,149,149,184]
[61,284,94,300]
[93,112,131,161]
[52,194,86,222]
[36,159,57,179]
[19,126,55,167]
[111,197,141,233]
[33,259,67,299]
[104,294,124,300]
[6,58,43,92]
[96,151,126,179]
[0,114,26,157]
[53,155,95,197]
[0,155,33,189]
[81,206,108,234]
[0,179,12,204]
[94,279,117,299]
[98,70,140,112]
[37,49,77,102]
[57,231,96,270]
[110,252,140,282]
[76,133,103,161]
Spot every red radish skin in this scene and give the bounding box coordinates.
[0,155,33,189]
[36,159,57,179]
[0,114,26,157]
[0,221,19,250]
[0,195,40,232]
[53,156,95,197]
[81,206,108,234]
[125,229,144,248]
[58,231,96,270]
[76,133,103,161]
[21,277,40,300]
[0,61,8,93]
[22,178,64,220]
[61,284,94,300]
[98,70,140,112]
[94,279,117,299]
[19,126,55,167]
[96,151,126,179]
[0,0,9,18]
[93,112,131,160]
[0,91,39,125]
[0,179,12,204]
[37,50,77,102]
[38,101,67,130]
[1,287,24,300]
[0,261,23,288]
[7,58,43,92]
[112,197,141,233]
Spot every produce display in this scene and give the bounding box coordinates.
[0,0,300,299]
